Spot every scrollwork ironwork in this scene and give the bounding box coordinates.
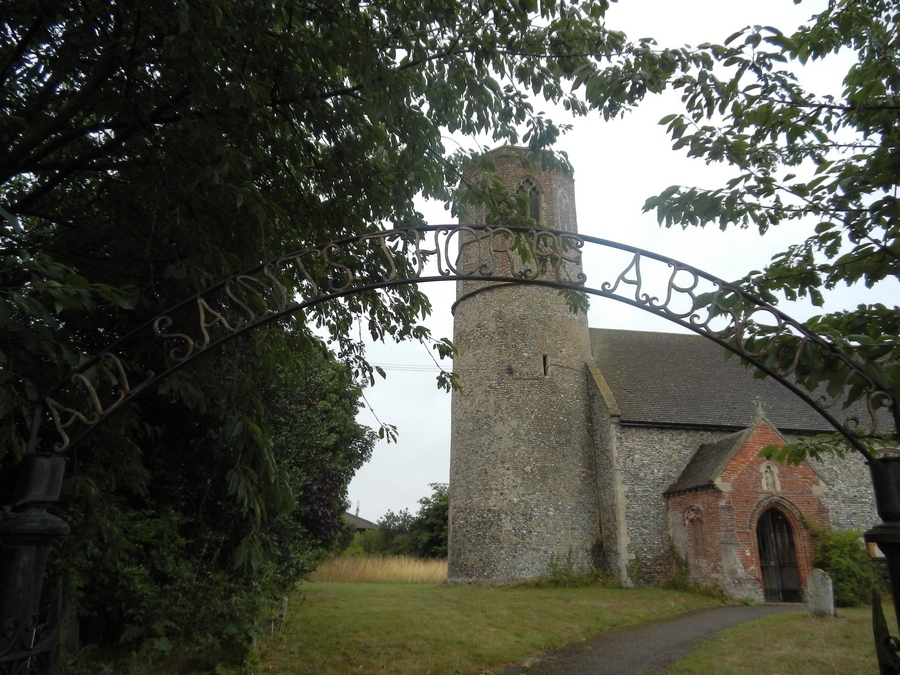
[44,354,153,452]
[0,582,62,675]
[30,224,899,460]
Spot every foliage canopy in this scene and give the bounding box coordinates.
[351,483,448,558]
[639,0,900,460]
[1,0,692,663]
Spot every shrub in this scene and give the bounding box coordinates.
[812,527,885,607]
[659,543,729,601]
[515,549,614,588]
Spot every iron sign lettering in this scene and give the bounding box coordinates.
[32,225,898,458]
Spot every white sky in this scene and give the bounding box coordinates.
[344,0,898,521]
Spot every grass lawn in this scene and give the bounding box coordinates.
[82,576,885,674]
[664,606,878,674]
[256,582,723,674]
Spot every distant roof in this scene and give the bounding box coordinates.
[589,328,835,434]
[664,427,752,496]
[343,513,377,530]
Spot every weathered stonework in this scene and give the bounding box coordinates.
[587,364,628,582]
[591,414,876,599]
[811,454,878,532]
[664,421,829,601]
[449,147,597,582]
[447,147,880,597]
[612,426,723,582]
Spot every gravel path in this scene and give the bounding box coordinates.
[501,604,804,675]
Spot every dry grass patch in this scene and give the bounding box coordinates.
[664,606,878,674]
[311,555,448,583]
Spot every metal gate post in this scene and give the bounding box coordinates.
[865,457,900,674]
[0,454,69,675]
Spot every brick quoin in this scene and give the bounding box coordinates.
[666,418,829,601]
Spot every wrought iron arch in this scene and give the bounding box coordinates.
[29,224,899,460]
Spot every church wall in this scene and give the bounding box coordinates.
[713,423,826,600]
[613,426,723,584]
[586,374,622,579]
[667,490,728,587]
[449,284,597,581]
[809,453,879,532]
[455,145,577,235]
[622,420,876,597]
[669,489,818,602]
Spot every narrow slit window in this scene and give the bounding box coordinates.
[542,354,549,376]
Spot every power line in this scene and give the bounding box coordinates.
[372,362,444,372]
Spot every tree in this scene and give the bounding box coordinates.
[2,0,680,664]
[354,483,447,557]
[410,483,449,558]
[639,0,900,459]
[46,335,376,666]
[376,508,416,556]
[0,0,700,463]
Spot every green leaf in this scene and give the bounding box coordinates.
[65,274,90,290]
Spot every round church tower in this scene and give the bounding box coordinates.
[448,147,597,582]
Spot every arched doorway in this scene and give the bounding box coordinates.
[756,508,802,602]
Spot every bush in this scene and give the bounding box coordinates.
[513,549,613,588]
[812,527,886,607]
[351,484,449,558]
[47,340,377,672]
[659,543,729,601]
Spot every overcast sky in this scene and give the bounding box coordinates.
[344,0,898,521]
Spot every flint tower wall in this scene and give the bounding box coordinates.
[448,146,597,582]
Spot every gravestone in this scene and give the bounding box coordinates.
[807,568,835,616]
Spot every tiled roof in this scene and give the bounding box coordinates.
[589,328,838,433]
[664,427,751,495]
[343,512,377,530]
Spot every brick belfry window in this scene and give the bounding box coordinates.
[684,506,704,563]
[517,177,541,223]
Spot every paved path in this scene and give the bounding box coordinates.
[501,604,804,675]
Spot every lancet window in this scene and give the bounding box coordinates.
[517,177,541,223]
